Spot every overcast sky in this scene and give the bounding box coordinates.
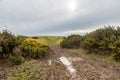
[0,0,120,36]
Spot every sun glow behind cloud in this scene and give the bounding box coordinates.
[0,0,120,36]
[67,0,77,12]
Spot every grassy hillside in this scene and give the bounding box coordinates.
[28,36,63,45]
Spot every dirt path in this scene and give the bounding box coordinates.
[0,45,120,80]
[49,45,120,80]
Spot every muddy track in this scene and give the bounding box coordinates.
[49,45,120,80]
[0,45,120,80]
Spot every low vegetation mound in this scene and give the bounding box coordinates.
[20,39,49,59]
[32,36,39,39]
[60,26,120,61]
[60,35,82,48]
[0,30,49,65]
[0,30,26,58]
[82,26,120,61]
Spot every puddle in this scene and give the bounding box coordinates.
[48,60,52,65]
[59,56,76,73]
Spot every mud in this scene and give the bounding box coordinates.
[0,45,120,80]
[49,45,120,80]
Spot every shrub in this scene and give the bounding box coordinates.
[32,48,48,58]
[0,47,2,53]
[114,52,120,61]
[0,30,21,57]
[16,35,27,45]
[81,26,120,61]
[60,35,82,48]
[13,47,23,56]
[110,38,120,61]
[32,36,39,39]
[10,55,23,65]
[9,47,24,65]
[20,39,49,59]
[82,37,98,50]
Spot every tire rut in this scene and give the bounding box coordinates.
[49,45,120,80]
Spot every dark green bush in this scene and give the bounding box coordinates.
[61,26,120,61]
[12,47,23,56]
[109,38,120,61]
[60,35,82,48]
[10,55,23,65]
[9,47,24,65]
[32,36,39,39]
[0,30,27,65]
[0,30,51,65]
[0,30,27,57]
[32,48,48,59]
[81,37,99,52]
[114,52,120,61]
[81,26,120,61]
[0,30,19,57]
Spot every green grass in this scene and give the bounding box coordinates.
[28,36,63,45]
[9,59,69,80]
[9,60,48,80]
[69,48,120,65]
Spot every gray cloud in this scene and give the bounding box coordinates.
[0,0,120,36]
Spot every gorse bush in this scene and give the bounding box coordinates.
[0,30,50,65]
[16,35,27,45]
[32,36,39,39]
[82,26,120,61]
[60,35,82,48]
[10,55,23,65]
[81,37,99,52]
[61,26,120,61]
[81,26,120,61]
[0,30,26,57]
[0,30,27,65]
[20,39,49,59]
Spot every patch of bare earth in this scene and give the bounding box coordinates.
[50,45,120,80]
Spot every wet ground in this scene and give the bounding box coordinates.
[0,45,120,80]
[49,45,120,80]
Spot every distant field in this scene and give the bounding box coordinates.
[27,36,63,45]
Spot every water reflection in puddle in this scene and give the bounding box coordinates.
[59,56,76,73]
